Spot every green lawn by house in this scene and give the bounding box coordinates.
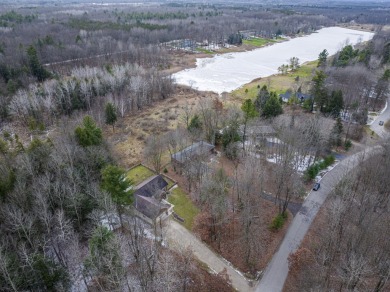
[162,175,176,190]
[168,187,200,230]
[243,37,277,47]
[126,165,155,185]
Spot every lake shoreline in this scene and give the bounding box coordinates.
[172,26,375,94]
[165,23,375,78]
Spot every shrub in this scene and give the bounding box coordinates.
[270,212,288,231]
[304,155,335,181]
[323,155,335,165]
[163,168,168,173]
[344,139,352,151]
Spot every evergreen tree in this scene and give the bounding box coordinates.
[75,116,102,147]
[310,70,327,112]
[188,114,202,132]
[222,118,241,159]
[101,164,133,227]
[101,164,133,206]
[329,117,343,147]
[105,102,117,132]
[334,45,358,67]
[317,49,329,67]
[254,85,270,113]
[327,90,344,117]
[26,45,50,82]
[262,92,283,118]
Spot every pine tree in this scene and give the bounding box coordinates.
[105,103,117,132]
[317,49,329,67]
[26,45,50,82]
[75,116,102,147]
[262,92,283,118]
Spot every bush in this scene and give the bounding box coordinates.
[304,155,335,181]
[323,155,335,166]
[344,139,352,151]
[270,212,288,231]
[163,168,168,173]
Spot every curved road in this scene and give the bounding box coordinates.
[256,145,382,292]
[256,98,389,292]
[370,97,390,138]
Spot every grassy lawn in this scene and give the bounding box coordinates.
[243,37,277,47]
[126,165,155,185]
[168,187,200,230]
[231,61,317,101]
[162,174,176,190]
[196,47,214,54]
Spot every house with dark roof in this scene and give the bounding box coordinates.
[135,195,171,220]
[135,175,168,199]
[280,91,312,103]
[171,141,215,171]
[133,175,172,220]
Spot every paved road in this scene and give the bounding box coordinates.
[370,97,390,138]
[165,219,254,291]
[256,146,382,292]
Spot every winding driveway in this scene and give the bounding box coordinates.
[165,219,254,291]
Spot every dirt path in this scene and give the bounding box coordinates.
[165,219,255,292]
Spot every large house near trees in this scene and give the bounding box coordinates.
[171,141,215,172]
[134,175,172,221]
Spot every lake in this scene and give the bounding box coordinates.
[173,27,374,94]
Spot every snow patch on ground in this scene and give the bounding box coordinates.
[266,153,315,172]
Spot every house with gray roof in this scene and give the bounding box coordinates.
[280,91,312,103]
[133,174,172,220]
[171,141,215,171]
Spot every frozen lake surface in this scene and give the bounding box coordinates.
[173,27,374,94]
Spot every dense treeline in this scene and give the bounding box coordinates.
[4,63,174,126]
[0,3,334,96]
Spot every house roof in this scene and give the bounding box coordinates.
[280,91,311,101]
[171,141,215,163]
[135,195,170,219]
[135,175,168,198]
[280,91,293,100]
[240,125,276,136]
